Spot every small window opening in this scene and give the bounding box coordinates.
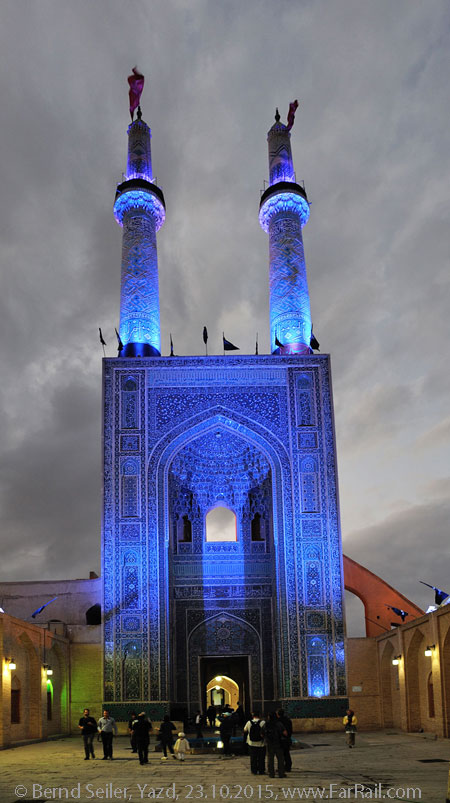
[86,603,102,625]
[251,513,264,541]
[206,506,237,542]
[180,515,192,542]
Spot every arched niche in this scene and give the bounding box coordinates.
[406,629,426,732]
[380,641,395,728]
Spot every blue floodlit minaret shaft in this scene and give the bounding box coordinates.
[114,112,165,357]
[259,110,312,355]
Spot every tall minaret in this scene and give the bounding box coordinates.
[113,109,165,357]
[259,108,312,355]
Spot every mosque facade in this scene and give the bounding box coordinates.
[102,104,347,721]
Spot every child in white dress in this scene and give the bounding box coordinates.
[174,732,190,761]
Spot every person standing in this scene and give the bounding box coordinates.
[219,711,234,757]
[97,710,118,760]
[264,711,286,778]
[174,732,190,761]
[128,711,138,753]
[78,708,97,760]
[159,714,177,760]
[277,708,292,772]
[343,709,358,748]
[133,712,152,765]
[207,704,216,729]
[195,710,204,739]
[243,711,266,775]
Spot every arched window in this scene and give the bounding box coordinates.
[86,603,102,626]
[205,506,237,542]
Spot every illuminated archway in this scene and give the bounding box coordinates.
[206,674,239,710]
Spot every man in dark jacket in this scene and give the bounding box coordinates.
[78,708,97,760]
[277,708,293,772]
[159,715,177,759]
[128,711,138,753]
[219,711,234,757]
[207,704,216,729]
[132,712,153,765]
[265,711,286,778]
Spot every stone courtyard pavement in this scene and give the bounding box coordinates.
[0,732,449,802]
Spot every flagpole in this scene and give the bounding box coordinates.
[222,332,225,356]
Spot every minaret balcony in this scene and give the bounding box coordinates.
[114,177,165,230]
[259,181,310,231]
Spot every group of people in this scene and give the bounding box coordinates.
[78,709,118,761]
[243,709,292,778]
[78,709,190,765]
[78,705,357,768]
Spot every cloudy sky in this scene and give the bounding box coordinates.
[0,0,449,635]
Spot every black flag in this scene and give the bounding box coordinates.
[170,334,174,357]
[420,581,450,606]
[385,604,409,622]
[310,326,320,351]
[115,327,124,354]
[99,328,107,347]
[31,596,58,619]
[275,335,284,349]
[203,326,208,344]
[223,334,239,351]
[255,333,259,356]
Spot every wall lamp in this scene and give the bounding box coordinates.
[392,655,402,666]
[6,658,16,670]
[43,664,53,676]
[424,645,435,657]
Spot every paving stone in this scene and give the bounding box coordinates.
[0,731,448,802]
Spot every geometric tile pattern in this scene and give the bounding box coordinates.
[102,353,347,717]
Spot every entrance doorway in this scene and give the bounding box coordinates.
[200,656,250,714]
[206,675,239,709]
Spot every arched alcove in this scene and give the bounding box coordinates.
[380,642,395,728]
[406,629,426,732]
[46,644,66,734]
[123,642,141,700]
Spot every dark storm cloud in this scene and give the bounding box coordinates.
[0,0,449,592]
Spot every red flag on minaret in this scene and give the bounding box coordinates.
[128,68,145,120]
[286,99,299,131]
